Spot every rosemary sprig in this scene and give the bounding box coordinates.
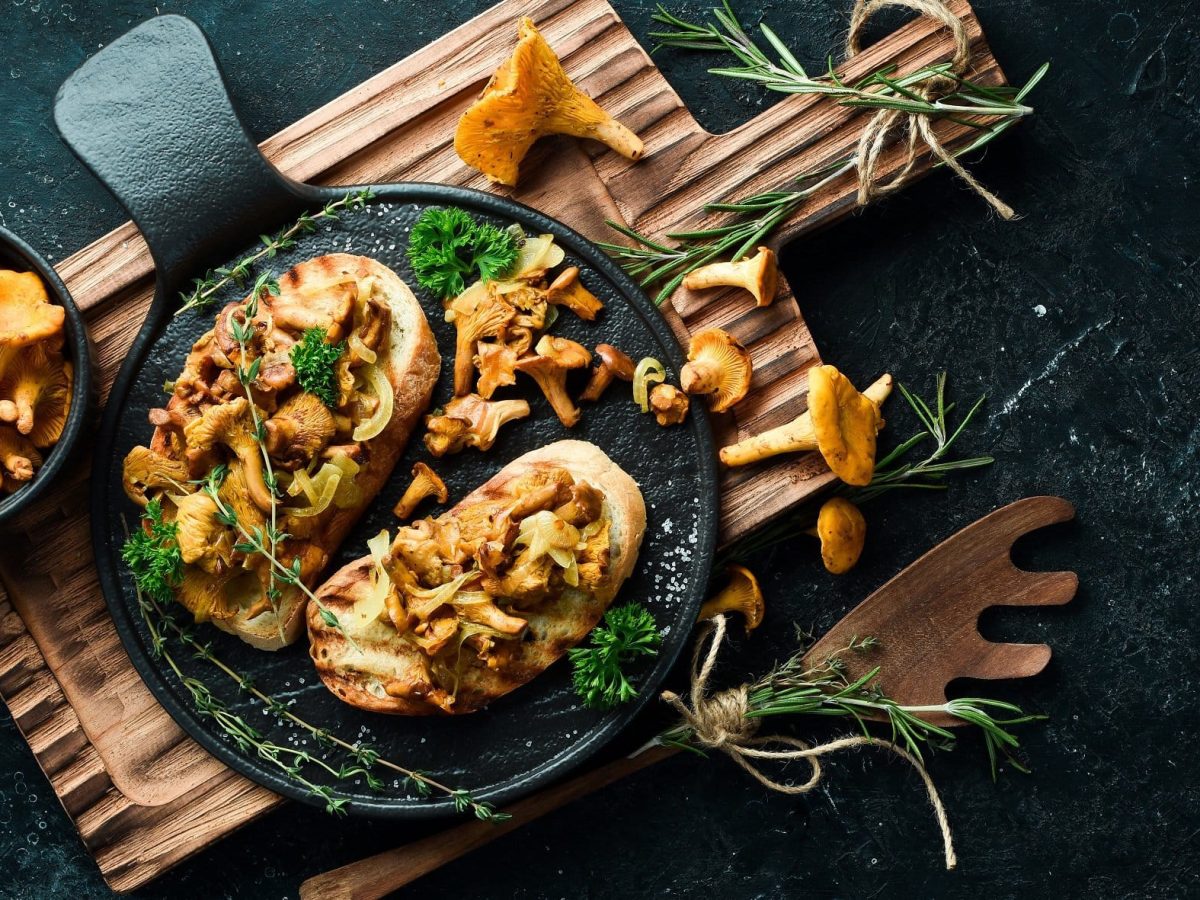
[127,532,508,821]
[599,4,1048,305]
[724,373,992,561]
[660,633,1042,778]
[176,189,374,317]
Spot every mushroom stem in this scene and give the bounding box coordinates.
[584,116,645,161]
[680,358,722,395]
[682,247,778,308]
[719,372,892,468]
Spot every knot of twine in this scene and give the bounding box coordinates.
[845,0,1015,220]
[661,615,958,870]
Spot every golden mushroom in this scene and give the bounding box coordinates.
[698,564,764,633]
[682,247,779,308]
[514,335,591,427]
[424,394,531,456]
[546,267,604,321]
[454,17,644,187]
[808,497,867,574]
[719,370,893,486]
[475,342,519,399]
[680,328,752,413]
[0,270,65,349]
[649,383,689,426]
[0,345,74,448]
[184,398,274,511]
[449,289,515,397]
[0,425,42,492]
[393,462,449,519]
[580,343,635,402]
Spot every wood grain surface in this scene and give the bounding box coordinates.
[0,0,1008,890]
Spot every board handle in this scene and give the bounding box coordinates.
[53,15,316,298]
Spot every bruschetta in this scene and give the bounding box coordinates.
[307,440,646,714]
[122,253,440,649]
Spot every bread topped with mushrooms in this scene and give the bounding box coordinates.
[122,254,440,650]
[307,440,645,714]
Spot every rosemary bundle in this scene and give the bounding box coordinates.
[599,3,1048,304]
[177,189,373,316]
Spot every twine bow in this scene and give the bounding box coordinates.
[846,0,1016,219]
[661,614,959,870]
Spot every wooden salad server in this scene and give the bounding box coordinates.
[299,496,1076,899]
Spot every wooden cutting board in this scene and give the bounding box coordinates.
[0,0,1007,890]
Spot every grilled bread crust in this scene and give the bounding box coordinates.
[307,440,647,713]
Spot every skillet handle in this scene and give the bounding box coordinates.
[53,14,315,299]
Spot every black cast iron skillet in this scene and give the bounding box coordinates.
[57,15,718,817]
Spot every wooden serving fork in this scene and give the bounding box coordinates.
[299,497,1076,899]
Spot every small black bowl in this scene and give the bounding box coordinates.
[0,226,93,526]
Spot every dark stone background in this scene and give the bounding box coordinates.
[1,0,1197,897]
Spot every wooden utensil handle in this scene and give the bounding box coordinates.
[299,746,676,900]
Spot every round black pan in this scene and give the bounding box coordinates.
[58,15,718,817]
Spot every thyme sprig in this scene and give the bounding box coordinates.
[659,633,1042,778]
[725,372,992,561]
[176,189,374,317]
[599,4,1048,305]
[127,522,508,821]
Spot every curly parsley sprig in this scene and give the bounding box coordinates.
[570,603,663,709]
[290,327,345,408]
[406,207,519,298]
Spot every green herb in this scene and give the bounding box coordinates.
[599,4,1048,305]
[724,373,993,561]
[126,525,510,822]
[406,207,518,298]
[120,498,182,603]
[570,603,663,709]
[177,189,373,317]
[290,327,345,408]
[659,631,1042,778]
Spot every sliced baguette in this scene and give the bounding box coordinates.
[213,254,440,649]
[307,440,647,713]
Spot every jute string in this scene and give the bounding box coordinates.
[845,0,1016,220]
[661,615,958,870]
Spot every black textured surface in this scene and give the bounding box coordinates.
[95,186,716,817]
[1,1,1197,897]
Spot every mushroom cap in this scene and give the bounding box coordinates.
[742,247,778,307]
[0,270,65,349]
[814,497,866,574]
[698,564,764,632]
[535,334,592,369]
[122,445,191,506]
[681,328,752,413]
[807,365,878,486]
[475,341,519,399]
[454,17,643,186]
[594,343,635,380]
[411,461,449,504]
[0,344,73,447]
[649,383,689,426]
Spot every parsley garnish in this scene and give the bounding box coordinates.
[290,327,344,408]
[121,499,183,603]
[406,207,518,298]
[569,603,662,710]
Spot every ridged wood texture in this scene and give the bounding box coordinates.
[0,0,1006,891]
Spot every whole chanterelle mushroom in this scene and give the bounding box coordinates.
[719,369,893,486]
[393,462,449,519]
[0,270,65,349]
[682,247,778,308]
[698,564,764,633]
[184,398,274,510]
[546,267,604,321]
[580,343,635,402]
[424,394,531,457]
[680,328,752,413]
[263,392,336,470]
[0,345,73,447]
[450,289,515,397]
[808,497,867,575]
[515,335,591,427]
[122,445,191,506]
[454,17,644,187]
[649,383,689,426]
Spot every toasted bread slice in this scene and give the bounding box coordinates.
[217,255,441,650]
[307,440,646,713]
